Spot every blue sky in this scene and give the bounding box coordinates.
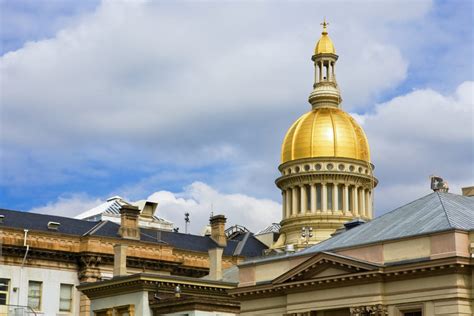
[1,0,473,232]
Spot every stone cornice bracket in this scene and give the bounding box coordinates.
[79,254,102,268]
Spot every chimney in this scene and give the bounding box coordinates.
[462,186,474,197]
[210,214,227,247]
[208,247,224,280]
[119,204,140,240]
[113,244,128,277]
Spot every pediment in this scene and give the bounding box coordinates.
[273,252,380,284]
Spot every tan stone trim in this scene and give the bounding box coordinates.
[327,229,470,254]
[231,256,471,297]
[79,273,236,299]
[271,252,381,285]
[150,296,239,314]
[239,286,471,313]
[241,303,288,313]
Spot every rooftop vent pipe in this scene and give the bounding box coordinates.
[344,218,366,230]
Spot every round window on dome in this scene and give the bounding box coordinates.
[315,164,322,171]
[338,164,345,171]
[295,166,300,173]
[349,165,355,172]
[304,165,310,171]
[327,163,334,170]
[358,167,363,173]
[288,169,292,174]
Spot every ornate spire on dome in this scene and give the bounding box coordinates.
[314,18,335,54]
[309,19,341,109]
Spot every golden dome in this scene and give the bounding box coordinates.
[314,20,335,55]
[281,107,370,164]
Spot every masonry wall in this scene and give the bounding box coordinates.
[90,291,152,316]
[0,264,80,315]
[239,273,473,316]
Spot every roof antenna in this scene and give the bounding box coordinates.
[184,212,190,234]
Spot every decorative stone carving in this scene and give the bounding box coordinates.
[78,255,102,282]
[350,304,388,316]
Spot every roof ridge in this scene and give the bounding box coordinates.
[139,230,168,244]
[299,192,444,255]
[1,208,97,223]
[322,192,437,234]
[436,192,455,228]
[82,220,109,236]
[233,232,251,256]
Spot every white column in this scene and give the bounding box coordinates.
[282,191,286,219]
[333,183,338,213]
[310,184,317,213]
[328,62,332,81]
[322,183,327,213]
[365,190,370,219]
[343,184,349,215]
[292,187,298,216]
[332,62,335,80]
[367,191,372,219]
[361,188,366,218]
[353,186,359,217]
[314,62,318,85]
[285,190,291,218]
[300,185,307,214]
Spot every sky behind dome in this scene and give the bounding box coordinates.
[1,0,473,233]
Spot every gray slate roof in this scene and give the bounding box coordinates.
[255,223,281,235]
[301,192,474,255]
[0,208,267,258]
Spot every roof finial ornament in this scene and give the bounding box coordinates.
[321,18,329,35]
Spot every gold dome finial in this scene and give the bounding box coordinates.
[314,18,335,55]
[321,18,328,35]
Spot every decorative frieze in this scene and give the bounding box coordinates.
[350,304,388,316]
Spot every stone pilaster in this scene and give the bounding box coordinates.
[78,255,102,316]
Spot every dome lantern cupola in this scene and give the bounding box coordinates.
[273,21,378,251]
[309,19,341,109]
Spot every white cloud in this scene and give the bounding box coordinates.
[28,182,281,234]
[148,182,280,234]
[363,81,474,213]
[30,193,102,218]
[1,0,426,187]
[6,0,473,225]
[25,81,474,229]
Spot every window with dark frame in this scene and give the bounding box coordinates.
[0,278,9,305]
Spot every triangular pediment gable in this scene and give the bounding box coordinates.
[273,252,381,284]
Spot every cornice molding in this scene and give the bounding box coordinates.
[230,256,471,298]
